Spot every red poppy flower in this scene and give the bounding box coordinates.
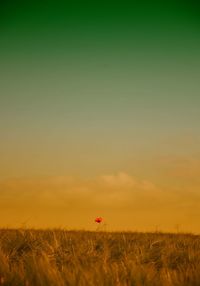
[95,217,103,223]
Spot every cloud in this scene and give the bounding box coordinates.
[0,172,158,205]
[100,172,136,188]
[99,172,157,191]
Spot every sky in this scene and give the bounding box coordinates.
[0,1,200,232]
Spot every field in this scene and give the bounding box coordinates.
[0,229,200,285]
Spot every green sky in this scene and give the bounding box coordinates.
[0,1,200,231]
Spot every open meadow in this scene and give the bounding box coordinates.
[0,229,200,285]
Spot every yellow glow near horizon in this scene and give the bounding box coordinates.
[1,159,200,233]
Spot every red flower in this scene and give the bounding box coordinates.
[95,217,103,223]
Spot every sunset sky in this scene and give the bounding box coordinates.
[1,1,200,232]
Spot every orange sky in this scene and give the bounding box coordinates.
[1,152,200,232]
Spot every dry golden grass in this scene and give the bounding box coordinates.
[0,229,199,285]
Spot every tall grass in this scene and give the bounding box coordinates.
[0,229,200,285]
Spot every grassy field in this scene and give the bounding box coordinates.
[0,229,200,285]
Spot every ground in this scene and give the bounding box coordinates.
[0,229,199,285]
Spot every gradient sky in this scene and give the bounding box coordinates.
[1,1,200,232]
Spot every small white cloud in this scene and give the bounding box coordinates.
[100,172,136,188]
